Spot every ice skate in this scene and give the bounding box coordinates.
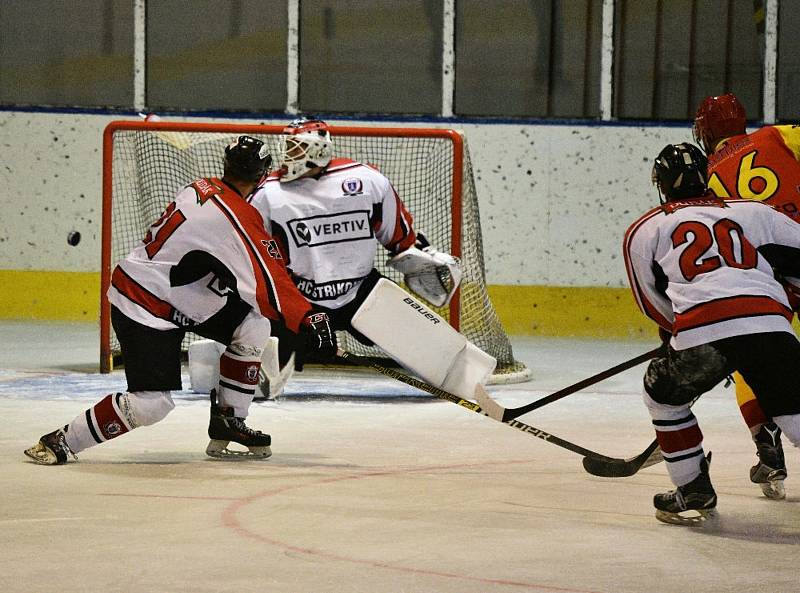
[750,422,787,500]
[24,428,76,465]
[206,390,271,459]
[654,454,717,525]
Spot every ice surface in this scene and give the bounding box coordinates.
[2,322,798,593]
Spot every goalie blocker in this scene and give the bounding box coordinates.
[351,278,496,400]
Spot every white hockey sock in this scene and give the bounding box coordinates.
[218,349,259,417]
[63,393,135,453]
[62,391,174,453]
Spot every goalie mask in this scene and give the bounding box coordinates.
[652,143,708,203]
[223,136,271,184]
[278,117,334,182]
[693,93,747,154]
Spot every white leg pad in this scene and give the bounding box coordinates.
[774,413,800,447]
[441,341,497,399]
[190,336,293,399]
[188,339,225,393]
[352,278,496,399]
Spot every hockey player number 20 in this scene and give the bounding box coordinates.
[143,201,187,259]
[671,218,758,281]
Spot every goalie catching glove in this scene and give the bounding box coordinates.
[295,311,337,371]
[387,233,462,307]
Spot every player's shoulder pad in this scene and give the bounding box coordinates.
[725,198,775,208]
[324,157,361,173]
[625,205,664,233]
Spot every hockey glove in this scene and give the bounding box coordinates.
[295,312,337,371]
[387,234,462,307]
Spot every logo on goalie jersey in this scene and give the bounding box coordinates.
[341,178,363,195]
[288,210,373,247]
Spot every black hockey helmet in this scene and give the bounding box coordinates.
[223,135,271,183]
[652,143,708,203]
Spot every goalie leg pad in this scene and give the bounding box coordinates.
[773,413,800,446]
[188,339,225,393]
[441,342,497,400]
[352,278,495,400]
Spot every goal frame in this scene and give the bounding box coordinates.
[100,120,465,373]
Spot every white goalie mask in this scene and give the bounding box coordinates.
[277,118,334,182]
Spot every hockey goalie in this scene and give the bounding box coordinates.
[189,117,495,402]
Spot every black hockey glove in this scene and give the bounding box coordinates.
[295,312,337,371]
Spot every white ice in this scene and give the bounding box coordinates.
[1,321,798,593]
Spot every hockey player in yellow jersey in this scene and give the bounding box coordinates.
[694,93,800,498]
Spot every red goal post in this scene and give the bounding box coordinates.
[101,120,530,383]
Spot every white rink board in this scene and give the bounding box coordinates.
[0,110,690,287]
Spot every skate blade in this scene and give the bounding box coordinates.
[205,440,272,460]
[23,442,60,465]
[759,480,786,500]
[655,508,717,526]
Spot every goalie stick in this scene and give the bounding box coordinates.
[337,349,653,469]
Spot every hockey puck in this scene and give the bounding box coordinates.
[67,231,81,246]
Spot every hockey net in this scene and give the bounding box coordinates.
[101,120,530,383]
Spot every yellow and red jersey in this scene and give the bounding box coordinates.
[707,125,800,220]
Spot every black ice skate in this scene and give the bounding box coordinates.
[750,422,787,500]
[654,453,717,525]
[206,390,272,459]
[24,428,76,465]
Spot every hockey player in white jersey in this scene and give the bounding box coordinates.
[24,136,336,465]
[624,142,800,524]
[240,117,494,401]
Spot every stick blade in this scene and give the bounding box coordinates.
[582,441,662,478]
[473,384,506,421]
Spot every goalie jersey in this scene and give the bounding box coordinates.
[623,198,800,350]
[107,177,312,333]
[249,158,417,309]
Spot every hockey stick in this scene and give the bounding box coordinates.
[475,346,662,422]
[337,349,651,467]
[581,439,662,477]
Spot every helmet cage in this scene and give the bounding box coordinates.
[278,118,333,182]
